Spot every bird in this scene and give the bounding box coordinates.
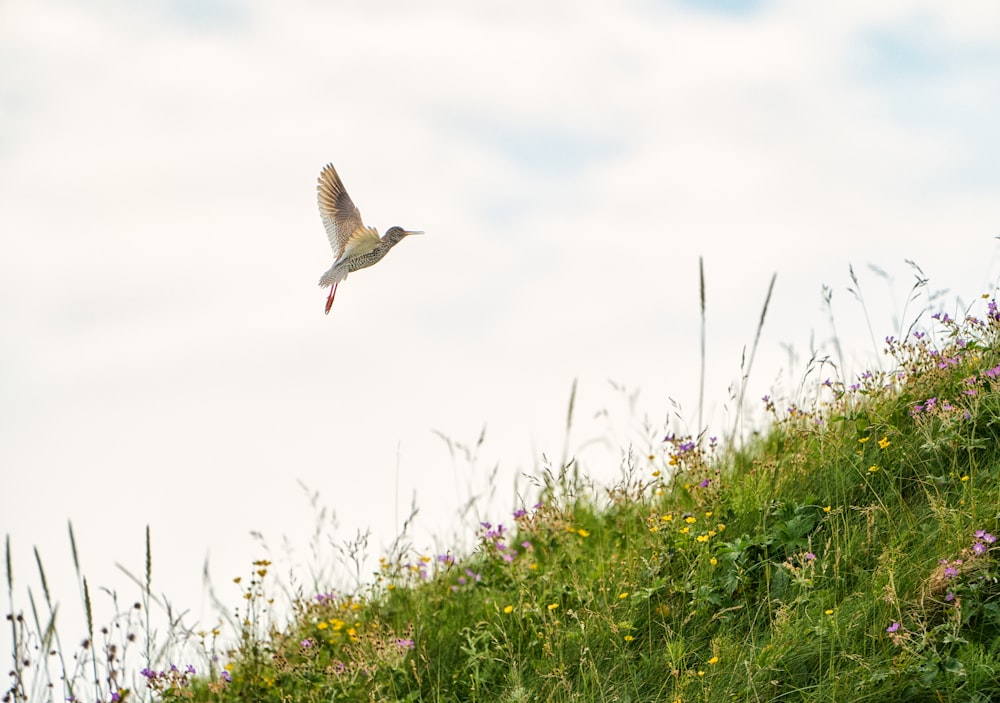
[315,162,422,314]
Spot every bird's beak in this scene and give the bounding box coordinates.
[405,230,424,236]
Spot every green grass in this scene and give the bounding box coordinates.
[8,294,1000,702]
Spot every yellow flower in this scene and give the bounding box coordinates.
[649,525,659,533]
[704,511,713,518]
[547,603,559,611]
[618,592,629,599]
[698,670,705,677]
[577,528,590,538]
[685,516,697,524]
[503,605,514,614]
[858,436,870,443]
[709,557,718,565]
[652,470,661,477]
[679,527,690,534]
[708,656,719,665]
[661,514,673,522]
[624,635,634,641]
[823,505,831,513]
[878,436,890,449]
[961,475,970,482]
[696,534,709,543]
[868,465,879,473]
[825,609,834,615]
[316,622,329,630]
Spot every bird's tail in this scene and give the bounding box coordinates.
[318,267,348,288]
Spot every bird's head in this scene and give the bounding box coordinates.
[383,226,424,244]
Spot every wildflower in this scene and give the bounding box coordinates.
[707,656,719,665]
[961,475,969,482]
[886,622,900,633]
[685,516,697,524]
[577,528,590,538]
[301,638,313,648]
[698,478,710,488]
[513,508,527,519]
[709,557,718,565]
[825,609,834,615]
[395,638,415,650]
[503,605,514,614]
[944,566,959,578]
[878,436,890,449]
[221,670,231,683]
[975,530,996,543]
[973,542,987,555]
[317,622,329,630]
[804,552,816,561]
[624,635,634,642]
[619,592,629,599]
[547,603,559,611]
[945,592,955,602]
[696,534,709,543]
[823,505,831,513]
[858,437,870,444]
[651,469,661,478]
[868,465,879,473]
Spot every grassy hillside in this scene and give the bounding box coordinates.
[9,298,1000,703]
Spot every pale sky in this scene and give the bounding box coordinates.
[2,0,1000,665]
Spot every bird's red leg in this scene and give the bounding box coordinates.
[324,282,338,315]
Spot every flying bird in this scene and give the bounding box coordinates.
[316,163,422,313]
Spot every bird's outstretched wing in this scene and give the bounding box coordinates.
[317,163,379,262]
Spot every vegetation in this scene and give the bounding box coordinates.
[8,292,1000,702]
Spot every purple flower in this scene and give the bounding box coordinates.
[185,664,196,674]
[395,638,415,650]
[301,638,313,648]
[804,552,816,561]
[975,530,996,543]
[221,670,232,682]
[946,591,955,602]
[944,566,959,578]
[679,441,696,453]
[973,542,987,555]
[886,621,900,633]
[513,508,527,519]
[698,479,711,488]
